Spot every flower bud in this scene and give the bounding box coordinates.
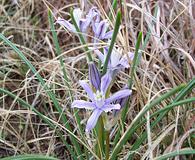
[89,62,101,90]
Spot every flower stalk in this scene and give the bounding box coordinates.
[105,130,110,160]
[70,8,93,62]
[102,10,121,75]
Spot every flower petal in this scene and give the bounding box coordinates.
[73,8,82,26]
[79,18,89,32]
[118,55,130,68]
[100,72,112,94]
[56,17,76,32]
[86,109,102,132]
[87,7,100,23]
[118,52,134,69]
[102,104,121,112]
[110,48,122,68]
[106,89,132,103]
[128,52,134,61]
[94,49,105,63]
[71,100,95,110]
[95,20,109,39]
[79,80,95,101]
[89,62,101,90]
[103,30,113,39]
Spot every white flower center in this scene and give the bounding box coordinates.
[94,90,105,108]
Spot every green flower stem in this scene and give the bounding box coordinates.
[105,130,110,160]
[70,8,93,62]
[48,9,87,148]
[95,116,104,159]
[102,10,121,75]
[127,31,142,89]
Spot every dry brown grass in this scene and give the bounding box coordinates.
[0,0,194,159]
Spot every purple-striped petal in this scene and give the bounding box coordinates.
[79,80,95,101]
[100,72,112,95]
[89,62,101,90]
[94,49,105,62]
[118,52,134,68]
[56,17,76,32]
[118,56,130,68]
[102,104,121,112]
[103,30,113,39]
[95,20,109,39]
[71,100,95,110]
[86,109,102,132]
[106,89,132,103]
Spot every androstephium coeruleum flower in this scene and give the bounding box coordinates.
[56,7,99,34]
[94,47,134,75]
[71,62,132,132]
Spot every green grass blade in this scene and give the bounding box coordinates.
[110,84,185,159]
[48,9,86,149]
[127,78,195,159]
[102,10,121,75]
[174,78,195,102]
[108,0,117,20]
[153,149,195,160]
[127,31,142,89]
[0,88,78,160]
[121,31,142,122]
[0,34,83,159]
[127,78,194,158]
[1,154,59,160]
[0,87,100,159]
[126,97,195,159]
[0,34,65,122]
[152,97,195,117]
[48,10,70,86]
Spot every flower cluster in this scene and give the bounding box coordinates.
[57,7,134,132]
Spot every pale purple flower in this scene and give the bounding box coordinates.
[94,47,134,74]
[71,73,132,132]
[92,20,113,41]
[56,8,97,33]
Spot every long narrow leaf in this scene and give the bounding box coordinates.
[102,10,121,75]
[48,10,86,155]
[153,149,195,160]
[0,88,77,160]
[0,34,82,158]
[1,154,59,160]
[70,8,93,62]
[110,84,185,159]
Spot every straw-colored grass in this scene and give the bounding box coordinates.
[0,0,194,159]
